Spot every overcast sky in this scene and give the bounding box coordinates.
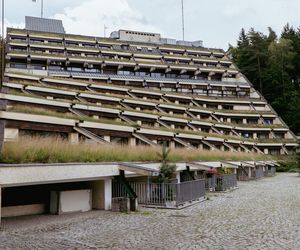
[3,0,300,49]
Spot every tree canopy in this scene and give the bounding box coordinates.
[230,25,300,135]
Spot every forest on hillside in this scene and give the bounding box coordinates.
[230,25,300,135]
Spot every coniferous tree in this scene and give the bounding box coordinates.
[230,26,300,135]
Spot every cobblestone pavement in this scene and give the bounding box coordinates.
[0,173,300,250]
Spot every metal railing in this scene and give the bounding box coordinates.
[215,174,237,191]
[48,70,249,87]
[196,173,237,191]
[112,179,205,208]
[265,166,276,177]
[205,176,216,190]
[255,166,264,179]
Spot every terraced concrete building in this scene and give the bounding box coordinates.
[1,16,298,155]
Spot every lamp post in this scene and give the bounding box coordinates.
[32,0,44,18]
[1,0,4,88]
[181,0,185,41]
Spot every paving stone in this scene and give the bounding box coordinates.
[0,173,299,249]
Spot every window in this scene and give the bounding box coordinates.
[85,68,99,73]
[264,119,273,125]
[48,40,62,45]
[10,63,27,69]
[99,45,110,50]
[118,70,134,76]
[31,64,45,70]
[82,44,95,48]
[30,39,44,43]
[66,42,79,46]
[48,65,62,70]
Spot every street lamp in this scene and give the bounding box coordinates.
[1,0,4,87]
[32,0,44,18]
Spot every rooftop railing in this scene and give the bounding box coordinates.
[48,70,249,87]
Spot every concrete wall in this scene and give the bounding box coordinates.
[4,128,19,142]
[6,68,48,76]
[52,189,92,214]
[2,204,46,218]
[60,189,91,214]
[0,163,119,187]
[90,178,112,210]
[118,30,161,43]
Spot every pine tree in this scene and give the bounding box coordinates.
[157,142,176,183]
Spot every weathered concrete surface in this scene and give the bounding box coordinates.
[0,173,299,249]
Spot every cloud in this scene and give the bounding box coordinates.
[4,0,300,49]
[1,19,24,38]
[52,0,160,37]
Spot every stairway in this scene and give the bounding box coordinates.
[73,126,110,144]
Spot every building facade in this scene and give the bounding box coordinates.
[1,16,298,155]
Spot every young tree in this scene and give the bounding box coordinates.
[157,142,176,183]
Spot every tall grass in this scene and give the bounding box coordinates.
[0,136,272,164]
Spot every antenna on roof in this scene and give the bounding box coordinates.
[104,24,108,37]
[32,0,44,18]
[181,0,185,41]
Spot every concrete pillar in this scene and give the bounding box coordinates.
[218,105,222,110]
[264,148,269,154]
[248,167,252,178]
[253,133,257,139]
[227,118,231,123]
[104,178,112,210]
[91,178,112,210]
[170,141,175,149]
[104,135,111,142]
[93,115,99,119]
[176,172,180,183]
[129,137,136,147]
[4,128,19,141]
[137,120,142,126]
[242,118,247,124]
[68,132,79,144]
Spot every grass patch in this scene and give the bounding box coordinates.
[0,136,273,164]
